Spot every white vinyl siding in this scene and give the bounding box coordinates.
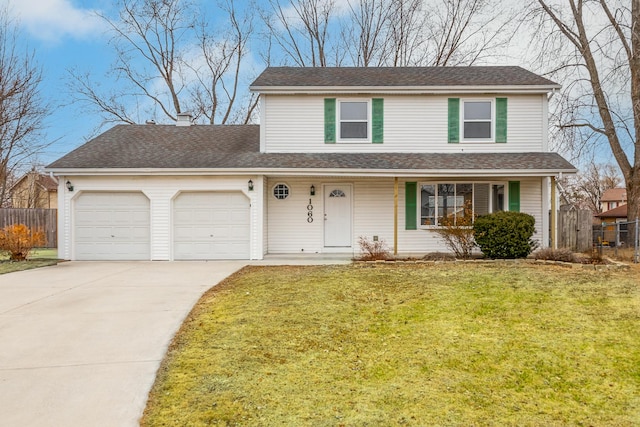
[265,177,549,257]
[58,175,263,261]
[263,94,544,153]
[267,177,395,254]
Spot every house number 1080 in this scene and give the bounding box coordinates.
[307,199,313,223]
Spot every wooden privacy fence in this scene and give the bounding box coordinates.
[0,209,57,248]
[557,206,592,252]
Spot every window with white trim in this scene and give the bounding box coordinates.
[420,182,504,226]
[273,183,290,200]
[339,100,369,141]
[462,100,493,140]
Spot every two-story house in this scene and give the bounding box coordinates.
[47,67,576,261]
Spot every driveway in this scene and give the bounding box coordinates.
[0,261,245,427]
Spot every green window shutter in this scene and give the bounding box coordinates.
[448,98,460,143]
[496,98,507,143]
[324,98,336,143]
[405,182,417,230]
[508,181,520,212]
[372,98,384,143]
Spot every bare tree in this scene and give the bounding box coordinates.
[189,0,259,124]
[0,8,48,207]
[531,0,640,223]
[424,0,516,66]
[558,161,622,212]
[69,0,259,127]
[261,0,341,67]
[342,0,390,66]
[288,0,517,68]
[386,0,426,66]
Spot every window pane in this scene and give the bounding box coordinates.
[438,184,455,225]
[420,185,435,225]
[456,184,473,223]
[474,184,490,216]
[340,102,368,120]
[492,184,504,212]
[340,122,368,138]
[464,101,491,120]
[464,122,491,139]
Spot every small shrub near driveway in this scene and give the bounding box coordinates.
[474,211,537,259]
[0,224,46,261]
[142,264,640,426]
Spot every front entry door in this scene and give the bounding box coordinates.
[324,184,352,247]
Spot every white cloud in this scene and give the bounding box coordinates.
[7,0,106,42]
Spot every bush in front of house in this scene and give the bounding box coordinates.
[357,236,391,261]
[0,224,46,261]
[473,211,537,259]
[532,247,578,263]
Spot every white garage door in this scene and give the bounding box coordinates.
[74,192,150,260]
[173,192,250,260]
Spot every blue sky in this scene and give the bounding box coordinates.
[7,0,122,166]
[5,0,624,172]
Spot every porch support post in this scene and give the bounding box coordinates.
[394,177,398,255]
[551,175,557,249]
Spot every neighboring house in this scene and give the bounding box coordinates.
[9,171,58,209]
[600,187,627,212]
[595,204,628,224]
[46,66,576,261]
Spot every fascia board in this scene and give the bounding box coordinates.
[250,84,561,95]
[46,167,578,177]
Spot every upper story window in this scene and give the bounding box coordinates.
[339,100,369,141]
[448,97,506,143]
[462,100,493,141]
[325,98,383,144]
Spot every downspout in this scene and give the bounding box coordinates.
[394,177,398,256]
[551,175,557,249]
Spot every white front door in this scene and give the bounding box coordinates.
[324,184,352,247]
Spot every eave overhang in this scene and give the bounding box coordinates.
[46,166,577,178]
[250,85,561,95]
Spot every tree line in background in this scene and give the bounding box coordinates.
[0,0,638,221]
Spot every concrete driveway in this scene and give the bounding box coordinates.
[0,261,245,427]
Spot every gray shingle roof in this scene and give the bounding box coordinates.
[47,124,576,173]
[250,66,559,88]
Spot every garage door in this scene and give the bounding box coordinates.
[74,192,150,260]
[173,192,250,260]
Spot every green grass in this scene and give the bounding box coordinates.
[142,263,640,426]
[0,248,58,274]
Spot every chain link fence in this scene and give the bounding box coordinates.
[593,218,640,263]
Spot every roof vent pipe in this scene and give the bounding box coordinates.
[176,113,193,127]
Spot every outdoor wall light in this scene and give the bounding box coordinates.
[310,185,315,196]
[248,179,254,191]
[66,180,74,192]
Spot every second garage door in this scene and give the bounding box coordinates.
[173,192,250,260]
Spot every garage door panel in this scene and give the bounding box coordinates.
[173,192,249,260]
[74,192,150,260]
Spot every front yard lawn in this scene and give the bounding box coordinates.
[0,248,58,274]
[142,263,640,426]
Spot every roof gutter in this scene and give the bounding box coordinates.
[46,166,578,178]
[250,84,562,95]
